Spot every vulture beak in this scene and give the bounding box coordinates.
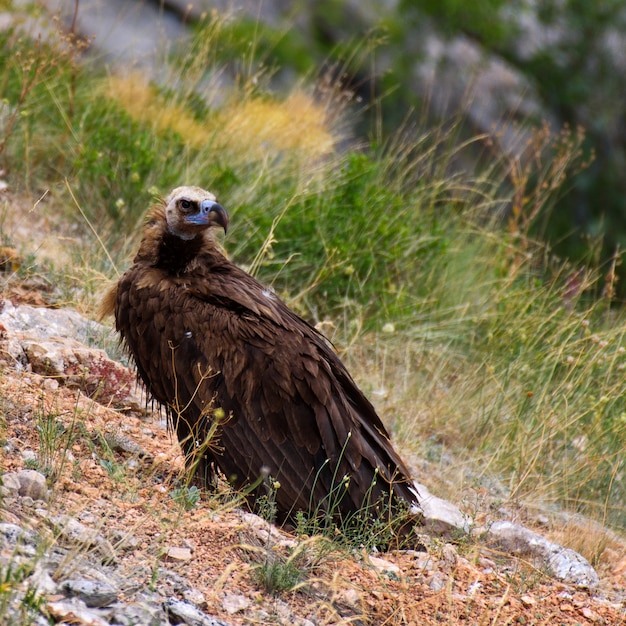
[185,200,229,233]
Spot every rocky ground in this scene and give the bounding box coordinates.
[0,191,626,624]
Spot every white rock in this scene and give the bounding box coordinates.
[2,472,21,493]
[47,514,117,564]
[163,546,193,561]
[413,481,472,536]
[0,300,146,413]
[47,598,110,626]
[367,555,401,575]
[221,592,249,615]
[60,578,118,608]
[183,587,206,608]
[486,520,599,588]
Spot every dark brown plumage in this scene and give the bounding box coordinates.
[102,186,420,526]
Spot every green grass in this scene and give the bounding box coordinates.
[0,561,45,626]
[2,10,626,536]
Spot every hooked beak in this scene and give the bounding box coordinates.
[185,200,229,233]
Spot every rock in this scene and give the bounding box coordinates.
[366,555,402,575]
[60,578,118,608]
[239,511,298,548]
[414,481,472,536]
[47,597,111,626]
[102,431,152,459]
[486,521,600,588]
[11,469,49,501]
[0,299,106,345]
[0,300,145,413]
[0,521,38,547]
[2,470,50,502]
[406,550,435,573]
[21,449,37,464]
[412,31,553,159]
[428,571,447,592]
[28,563,57,595]
[1,472,21,494]
[339,587,361,609]
[163,597,233,626]
[221,592,250,614]
[47,514,117,564]
[440,543,458,569]
[49,0,189,70]
[108,529,141,553]
[183,587,207,608]
[274,599,294,623]
[108,602,164,626]
[163,546,193,561]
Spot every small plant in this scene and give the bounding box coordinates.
[0,561,44,626]
[170,485,201,512]
[99,458,126,482]
[35,389,79,484]
[253,549,304,595]
[249,478,307,594]
[149,564,159,592]
[22,458,38,471]
[91,430,129,485]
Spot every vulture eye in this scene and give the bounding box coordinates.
[180,199,193,210]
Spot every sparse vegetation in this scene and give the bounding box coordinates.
[0,560,44,626]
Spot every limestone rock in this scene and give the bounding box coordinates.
[221,593,250,615]
[163,546,193,562]
[8,469,49,502]
[414,481,472,536]
[0,300,145,413]
[46,598,110,626]
[60,578,118,608]
[163,597,233,626]
[486,520,599,588]
[47,514,117,564]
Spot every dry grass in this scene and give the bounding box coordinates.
[104,73,340,161]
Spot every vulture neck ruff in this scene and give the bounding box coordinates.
[137,209,213,276]
[156,230,205,275]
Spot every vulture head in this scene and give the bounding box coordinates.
[164,186,229,240]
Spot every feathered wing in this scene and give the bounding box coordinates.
[115,248,417,522]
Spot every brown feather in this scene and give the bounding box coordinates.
[105,186,420,529]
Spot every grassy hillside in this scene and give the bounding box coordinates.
[2,8,626,542]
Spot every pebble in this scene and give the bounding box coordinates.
[1,510,235,626]
[164,546,194,561]
[15,469,49,501]
[222,592,250,614]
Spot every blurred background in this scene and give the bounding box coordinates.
[40,0,626,296]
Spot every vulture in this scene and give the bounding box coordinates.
[102,186,420,529]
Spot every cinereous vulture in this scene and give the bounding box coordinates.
[101,186,420,526]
